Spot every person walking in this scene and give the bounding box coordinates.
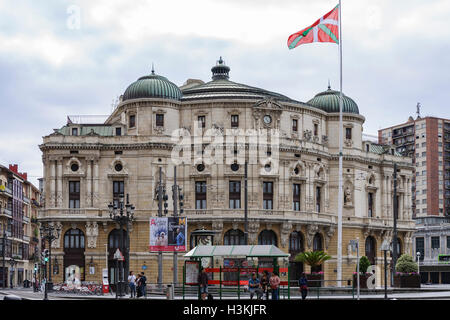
[269,271,281,300]
[136,274,142,298]
[197,267,209,300]
[260,270,270,300]
[139,272,147,298]
[299,273,308,300]
[128,271,136,298]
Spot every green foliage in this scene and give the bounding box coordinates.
[395,254,418,273]
[294,251,331,267]
[357,256,371,273]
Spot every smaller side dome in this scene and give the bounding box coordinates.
[123,69,182,101]
[307,85,359,114]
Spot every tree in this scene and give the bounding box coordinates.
[358,256,371,274]
[294,251,331,269]
[395,254,418,273]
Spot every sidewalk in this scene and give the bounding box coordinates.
[2,287,450,300]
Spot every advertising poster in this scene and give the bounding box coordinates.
[149,217,187,252]
[185,261,200,285]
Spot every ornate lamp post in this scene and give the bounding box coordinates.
[108,193,135,298]
[9,257,17,288]
[39,222,62,297]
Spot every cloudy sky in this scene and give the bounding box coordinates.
[0,0,449,186]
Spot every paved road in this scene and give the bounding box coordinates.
[2,287,450,300]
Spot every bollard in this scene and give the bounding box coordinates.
[166,284,174,300]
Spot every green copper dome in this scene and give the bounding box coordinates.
[123,70,182,101]
[307,86,359,114]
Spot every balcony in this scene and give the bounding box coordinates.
[23,196,30,204]
[0,186,12,197]
[0,207,12,217]
[23,235,30,242]
[31,199,40,207]
[23,216,30,223]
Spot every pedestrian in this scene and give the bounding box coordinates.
[197,267,209,300]
[139,272,147,298]
[260,270,270,300]
[248,273,263,300]
[299,272,308,300]
[128,271,136,298]
[269,271,280,300]
[136,274,142,298]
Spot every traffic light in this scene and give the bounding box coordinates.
[34,263,38,272]
[43,249,49,263]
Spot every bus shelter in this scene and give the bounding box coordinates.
[183,245,291,299]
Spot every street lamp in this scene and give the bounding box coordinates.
[381,240,391,300]
[108,193,135,299]
[9,257,17,288]
[39,222,62,299]
[417,251,421,276]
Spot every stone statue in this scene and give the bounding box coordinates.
[344,186,353,206]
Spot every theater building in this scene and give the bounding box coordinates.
[38,58,415,286]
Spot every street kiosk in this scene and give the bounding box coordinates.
[183,245,290,299]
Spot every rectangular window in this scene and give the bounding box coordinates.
[263,182,273,210]
[113,181,124,208]
[156,114,164,127]
[293,184,301,211]
[198,116,206,128]
[292,119,298,132]
[115,127,121,136]
[316,186,321,212]
[229,181,241,209]
[68,181,80,208]
[129,115,136,128]
[416,237,425,261]
[231,115,239,128]
[368,192,374,217]
[72,128,78,136]
[431,237,440,249]
[447,236,450,249]
[313,123,318,136]
[195,181,207,209]
[346,127,352,140]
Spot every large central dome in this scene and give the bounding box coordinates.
[181,57,296,102]
[307,86,359,114]
[123,69,182,101]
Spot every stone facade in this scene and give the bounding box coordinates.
[38,59,415,287]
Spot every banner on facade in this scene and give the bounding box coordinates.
[149,217,187,252]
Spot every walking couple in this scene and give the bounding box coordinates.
[128,271,147,298]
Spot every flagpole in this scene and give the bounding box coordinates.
[337,0,344,287]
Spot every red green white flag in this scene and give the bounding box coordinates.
[287,4,339,49]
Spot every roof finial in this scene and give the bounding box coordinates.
[328,79,331,90]
[151,63,155,75]
[218,56,223,64]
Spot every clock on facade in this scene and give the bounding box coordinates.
[263,115,272,124]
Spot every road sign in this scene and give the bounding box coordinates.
[113,249,124,261]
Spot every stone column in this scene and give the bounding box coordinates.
[57,158,63,207]
[86,159,92,207]
[50,159,56,207]
[93,160,99,208]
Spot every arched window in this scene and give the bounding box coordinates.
[313,233,323,251]
[63,229,85,282]
[258,230,277,246]
[289,231,304,254]
[108,229,127,251]
[64,229,85,249]
[365,236,377,265]
[223,229,245,245]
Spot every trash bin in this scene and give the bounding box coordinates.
[166,284,174,300]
